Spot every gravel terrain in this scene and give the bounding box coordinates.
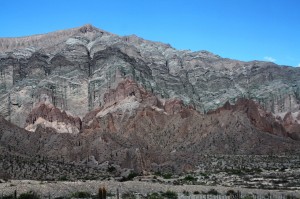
[0,180,299,198]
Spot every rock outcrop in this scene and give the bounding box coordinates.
[282,111,300,140]
[25,102,82,134]
[0,25,300,174]
[0,24,299,128]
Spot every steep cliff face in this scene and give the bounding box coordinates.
[0,24,299,128]
[1,83,299,173]
[2,25,300,175]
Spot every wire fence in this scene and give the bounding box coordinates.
[0,190,299,199]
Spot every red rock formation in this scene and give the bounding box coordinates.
[210,98,287,137]
[282,112,300,140]
[164,99,184,114]
[26,103,82,130]
[283,112,294,126]
[83,79,196,131]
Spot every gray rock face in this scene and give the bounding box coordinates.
[0,24,299,127]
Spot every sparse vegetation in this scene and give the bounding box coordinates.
[154,172,173,179]
[226,190,237,196]
[122,192,136,199]
[206,189,219,195]
[182,190,189,196]
[146,192,164,199]
[58,175,68,181]
[193,191,200,195]
[243,194,254,199]
[1,195,14,199]
[18,191,40,199]
[161,191,178,199]
[71,191,91,198]
[107,165,116,173]
[162,173,172,179]
[184,175,197,182]
[120,172,139,182]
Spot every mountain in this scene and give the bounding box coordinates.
[0,24,299,175]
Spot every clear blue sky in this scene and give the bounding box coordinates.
[1,0,299,67]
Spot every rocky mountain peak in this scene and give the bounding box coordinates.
[78,24,98,33]
[0,25,300,174]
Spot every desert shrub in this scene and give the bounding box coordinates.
[182,190,189,196]
[18,191,40,199]
[226,190,237,196]
[153,172,172,179]
[225,168,243,175]
[58,175,68,181]
[107,165,116,173]
[71,191,91,198]
[106,192,115,197]
[184,175,197,181]
[286,195,299,199]
[207,189,219,195]
[162,173,172,179]
[122,192,136,199]
[161,191,178,199]
[2,195,14,199]
[199,172,209,179]
[127,172,138,180]
[243,194,254,199]
[146,192,164,199]
[120,172,139,181]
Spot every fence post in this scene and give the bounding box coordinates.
[117,188,119,199]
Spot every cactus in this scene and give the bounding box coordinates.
[98,186,107,199]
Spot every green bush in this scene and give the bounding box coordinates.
[122,192,136,199]
[2,195,14,199]
[161,191,178,199]
[184,175,197,181]
[120,172,139,181]
[18,191,40,199]
[243,194,254,199]
[162,173,172,179]
[193,191,200,195]
[199,172,209,179]
[71,191,91,198]
[226,190,236,196]
[153,172,172,179]
[107,165,116,173]
[127,172,138,180]
[207,189,219,195]
[58,175,68,181]
[286,195,299,199]
[146,192,164,199]
[183,190,189,196]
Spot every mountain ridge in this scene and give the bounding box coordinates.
[0,25,300,174]
[0,24,299,124]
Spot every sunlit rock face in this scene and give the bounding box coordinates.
[0,24,299,128]
[0,25,300,173]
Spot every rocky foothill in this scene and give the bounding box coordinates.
[0,25,300,196]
